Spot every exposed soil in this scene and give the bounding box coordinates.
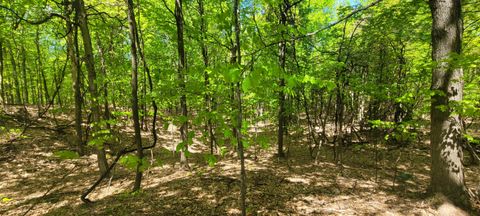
[1,106,479,215]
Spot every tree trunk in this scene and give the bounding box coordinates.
[65,0,85,154]
[7,43,22,105]
[429,0,472,208]
[126,0,144,192]
[233,0,246,215]
[96,36,112,131]
[35,51,42,112]
[0,39,4,106]
[175,0,189,169]
[21,45,28,104]
[277,2,289,158]
[198,0,216,155]
[35,28,50,106]
[74,0,108,176]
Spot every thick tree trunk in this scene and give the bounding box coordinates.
[74,0,108,176]
[65,1,84,154]
[175,0,189,169]
[429,0,472,208]
[126,0,144,192]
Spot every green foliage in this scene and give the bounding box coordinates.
[370,120,418,145]
[1,1,479,206]
[0,194,12,203]
[119,154,149,172]
[369,120,395,129]
[53,150,80,160]
[464,134,480,146]
[88,129,114,149]
[257,135,270,149]
[203,154,217,167]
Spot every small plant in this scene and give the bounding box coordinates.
[370,120,418,146]
[53,150,80,160]
[119,154,149,172]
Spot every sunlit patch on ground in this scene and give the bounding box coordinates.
[0,107,479,215]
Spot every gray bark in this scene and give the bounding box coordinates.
[0,39,4,106]
[66,0,85,154]
[126,0,144,191]
[429,0,472,208]
[233,0,246,215]
[175,0,189,169]
[8,43,21,104]
[74,0,108,175]
[21,45,28,104]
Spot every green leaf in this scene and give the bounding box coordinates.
[119,155,149,172]
[243,139,250,148]
[188,131,195,139]
[176,141,186,152]
[178,115,188,124]
[204,154,217,167]
[1,197,12,203]
[258,135,270,149]
[242,77,252,92]
[219,146,228,156]
[223,129,233,139]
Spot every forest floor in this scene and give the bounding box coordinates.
[1,106,479,216]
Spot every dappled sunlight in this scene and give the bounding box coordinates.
[1,104,479,215]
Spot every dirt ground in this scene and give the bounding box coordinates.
[1,107,479,215]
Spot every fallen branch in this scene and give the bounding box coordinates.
[80,139,158,203]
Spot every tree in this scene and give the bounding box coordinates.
[232,0,246,215]
[429,0,472,208]
[198,0,216,155]
[65,0,84,154]
[7,41,21,104]
[174,0,189,169]
[0,38,4,106]
[277,0,288,158]
[126,0,144,192]
[74,0,109,175]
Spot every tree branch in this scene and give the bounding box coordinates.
[0,4,67,25]
[304,0,383,37]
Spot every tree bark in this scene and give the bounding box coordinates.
[35,28,44,107]
[233,0,246,215]
[96,36,112,131]
[34,30,50,106]
[429,0,472,208]
[7,43,22,105]
[21,45,28,104]
[65,0,85,155]
[126,0,144,192]
[0,39,4,106]
[74,0,108,175]
[174,0,189,169]
[198,0,216,155]
[277,1,289,158]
